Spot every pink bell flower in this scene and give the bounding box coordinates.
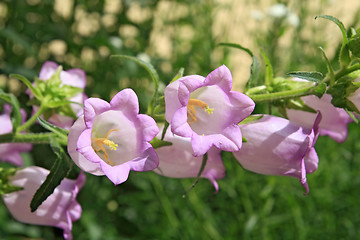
[67,89,159,185]
[286,94,352,143]
[0,104,32,166]
[153,126,225,192]
[2,166,85,240]
[165,65,255,156]
[233,114,321,195]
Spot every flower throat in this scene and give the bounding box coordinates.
[187,99,214,123]
[92,128,119,165]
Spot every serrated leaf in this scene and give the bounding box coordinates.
[315,15,350,66]
[111,55,159,116]
[37,117,69,139]
[218,42,254,57]
[287,71,324,82]
[10,74,42,100]
[0,90,22,133]
[30,138,72,212]
[315,15,347,44]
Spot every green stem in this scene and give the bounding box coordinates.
[0,133,67,145]
[248,85,315,103]
[334,63,360,80]
[17,104,47,132]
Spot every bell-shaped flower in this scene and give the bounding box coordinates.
[286,94,352,143]
[165,65,255,156]
[67,88,159,185]
[153,126,225,192]
[233,114,321,195]
[31,61,87,129]
[0,104,32,166]
[2,166,85,240]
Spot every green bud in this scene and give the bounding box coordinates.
[0,167,23,195]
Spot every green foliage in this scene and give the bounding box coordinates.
[30,138,72,212]
[111,55,160,116]
[1,0,360,239]
[287,71,324,82]
[315,15,351,67]
[0,166,23,195]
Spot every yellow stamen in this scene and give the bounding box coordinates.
[187,99,214,123]
[92,128,119,165]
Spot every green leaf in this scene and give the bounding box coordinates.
[161,121,170,141]
[0,167,23,195]
[287,71,324,82]
[150,137,172,149]
[319,47,335,86]
[312,83,327,98]
[10,74,43,100]
[218,43,260,87]
[0,90,22,133]
[111,55,160,116]
[37,117,69,139]
[248,56,261,87]
[315,15,350,66]
[239,115,263,125]
[315,15,347,44]
[218,42,254,57]
[346,110,359,123]
[349,33,360,57]
[260,50,273,87]
[183,153,208,198]
[30,137,72,212]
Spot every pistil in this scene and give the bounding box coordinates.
[92,128,119,165]
[187,99,214,123]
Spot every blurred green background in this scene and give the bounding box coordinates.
[1,0,360,239]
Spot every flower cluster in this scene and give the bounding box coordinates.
[0,43,358,239]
